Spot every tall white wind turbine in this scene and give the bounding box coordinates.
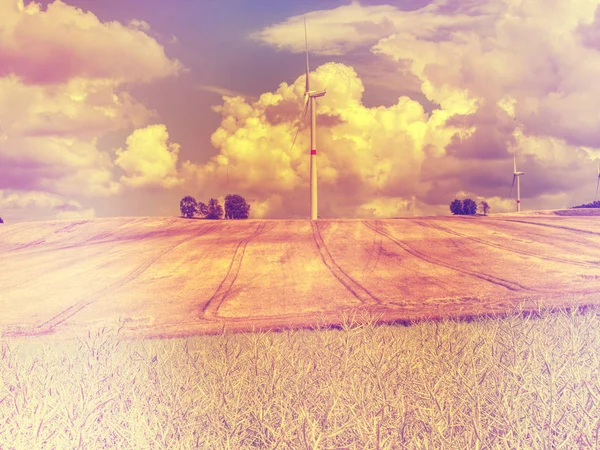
[510,155,524,212]
[289,17,326,220]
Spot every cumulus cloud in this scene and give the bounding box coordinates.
[115,124,184,189]
[0,0,182,220]
[184,62,448,218]
[239,0,600,216]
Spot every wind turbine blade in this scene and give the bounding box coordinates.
[304,16,310,92]
[596,176,600,202]
[302,94,309,119]
[290,123,302,154]
[289,95,309,153]
[513,154,517,173]
[510,174,516,198]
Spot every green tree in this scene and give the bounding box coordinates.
[0,216,3,224]
[179,196,197,218]
[479,200,490,216]
[462,198,478,215]
[224,194,251,219]
[205,198,224,220]
[450,199,463,215]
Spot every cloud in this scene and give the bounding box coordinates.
[368,0,600,148]
[239,0,600,216]
[0,0,183,85]
[197,84,258,102]
[251,1,487,56]
[0,189,95,222]
[1,132,121,197]
[357,196,421,218]
[0,0,183,220]
[115,124,184,189]
[251,2,398,55]
[183,62,448,218]
[128,19,150,32]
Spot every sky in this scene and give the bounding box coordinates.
[1,0,600,222]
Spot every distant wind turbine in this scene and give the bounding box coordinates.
[510,155,524,212]
[289,16,326,221]
[595,165,600,202]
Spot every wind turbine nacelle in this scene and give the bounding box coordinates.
[309,90,326,98]
[514,171,524,176]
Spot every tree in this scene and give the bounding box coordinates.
[462,198,478,215]
[180,196,197,218]
[450,199,463,215]
[205,198,224,220]
[197,202,208,217]
[0,216,3,224]
[479,200,490,216]
[224,194,251,219]
[573,200,600,208]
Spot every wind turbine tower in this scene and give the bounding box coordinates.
[594,165,600,201]
[511,155,524,212]
[290,17,326,220]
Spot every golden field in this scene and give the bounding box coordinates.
[0,215,599,338]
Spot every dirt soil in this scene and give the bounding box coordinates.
[1,215,599,340]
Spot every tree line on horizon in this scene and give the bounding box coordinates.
[180,194,250,220]
[450,198,490,216]
[572,200,600,208]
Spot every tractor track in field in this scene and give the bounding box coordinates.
[440,217,600,253]
[414,220,600,269]
[498,218,600,238]
[363,220,537,293]
[311,221,381,306]
[417,221,477,258]
[1,221,91,254]
[201,222,269,318]
[3,225,219,337]
[363,220,385,274]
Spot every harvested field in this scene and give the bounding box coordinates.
[1,215,599,339]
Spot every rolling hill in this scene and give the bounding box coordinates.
[1,215,599,339]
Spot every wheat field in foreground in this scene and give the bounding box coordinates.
[2,306,600,449]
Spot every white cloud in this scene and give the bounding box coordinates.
[0,0,183,84]
[115,124,184,189]
[0,0,183,218]
[0,189,95,222]
[183,62,448,218]
[241,0,600,215]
